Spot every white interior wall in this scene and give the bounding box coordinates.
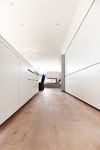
[62,0,94,55]
[63,0,100,109]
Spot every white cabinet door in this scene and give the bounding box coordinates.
[20,61,38,107]
[26,67,39,99]
[20,60,29,106]
[0,36,39,124]
[0,42,20,122]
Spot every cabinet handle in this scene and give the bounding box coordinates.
[28,79,38,81]
[27,69,39,76]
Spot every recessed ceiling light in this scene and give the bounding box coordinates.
[56,24,60,26]
[20,24,24,26]
[9,2,14,5]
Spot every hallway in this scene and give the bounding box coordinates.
[0,88,100,150]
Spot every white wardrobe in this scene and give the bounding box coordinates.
[0,36,39,125]
[64,0,100,110]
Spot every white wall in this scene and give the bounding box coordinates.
[0,35,39,124]
[62,0,95,54]
[64,0,100,109]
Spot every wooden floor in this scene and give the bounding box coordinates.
[0,88,100,150]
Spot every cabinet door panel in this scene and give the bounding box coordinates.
[0,42,20,112]
[20,61,29,106]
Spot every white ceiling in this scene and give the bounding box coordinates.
[0,0,80,73]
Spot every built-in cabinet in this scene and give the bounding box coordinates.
[0,36,39,125]
[20,60,38,107]
[64,0,100,110]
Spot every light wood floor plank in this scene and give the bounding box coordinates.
[0,88,100,150]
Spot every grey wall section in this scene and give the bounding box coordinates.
[64,0,100,110]
[61,55,65,91]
